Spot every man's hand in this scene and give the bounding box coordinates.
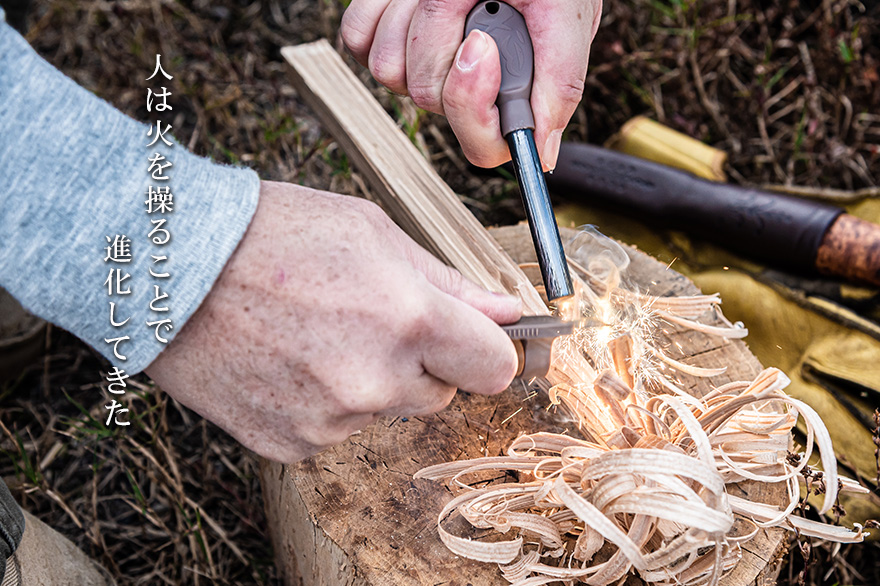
[146,181,521,463]
[341,0,602,170]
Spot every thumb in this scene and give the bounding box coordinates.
[441,29,510,168]
[405,238,522,324]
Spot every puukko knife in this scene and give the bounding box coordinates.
[548,142,880,289]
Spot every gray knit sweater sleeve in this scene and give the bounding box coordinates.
[0,15,261,372]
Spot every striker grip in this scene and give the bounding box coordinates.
[502,316,578,380]
[511,338,554,380]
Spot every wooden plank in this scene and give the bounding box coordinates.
[260,40,786,586]
[279,40,546,315]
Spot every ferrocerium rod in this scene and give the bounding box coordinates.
[465,1,574,303]
[507,129,573,302]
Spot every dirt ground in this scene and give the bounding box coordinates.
[2,0,878,585]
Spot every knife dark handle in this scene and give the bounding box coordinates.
[549,143,843,273]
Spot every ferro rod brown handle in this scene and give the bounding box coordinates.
[464,1,574,302]
[464,1,535,135]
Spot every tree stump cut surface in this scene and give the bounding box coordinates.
[260,224,787,586]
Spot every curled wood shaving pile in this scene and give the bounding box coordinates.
[415,230,869,586]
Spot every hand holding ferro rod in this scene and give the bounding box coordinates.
[464,1,574,303]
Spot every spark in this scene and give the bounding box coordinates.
[419,226,861,585]
[500,408,524,426]
[543,229,724,428]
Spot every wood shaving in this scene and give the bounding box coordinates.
[416,232,868,586]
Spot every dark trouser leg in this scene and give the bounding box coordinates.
[0,480,24,585]
[0,479,112,585]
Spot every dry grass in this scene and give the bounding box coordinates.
[1,0,878,584]
[580,0,880,192]
[2,326,276,584]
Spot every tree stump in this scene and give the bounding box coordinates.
[259,224,787,586]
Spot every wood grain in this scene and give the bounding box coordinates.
[260,40,787,586]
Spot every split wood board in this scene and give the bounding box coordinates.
[278,40,546,315]
[261,40,787,586]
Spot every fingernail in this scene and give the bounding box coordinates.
[456,30,489,72]
[543,129,563,171]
